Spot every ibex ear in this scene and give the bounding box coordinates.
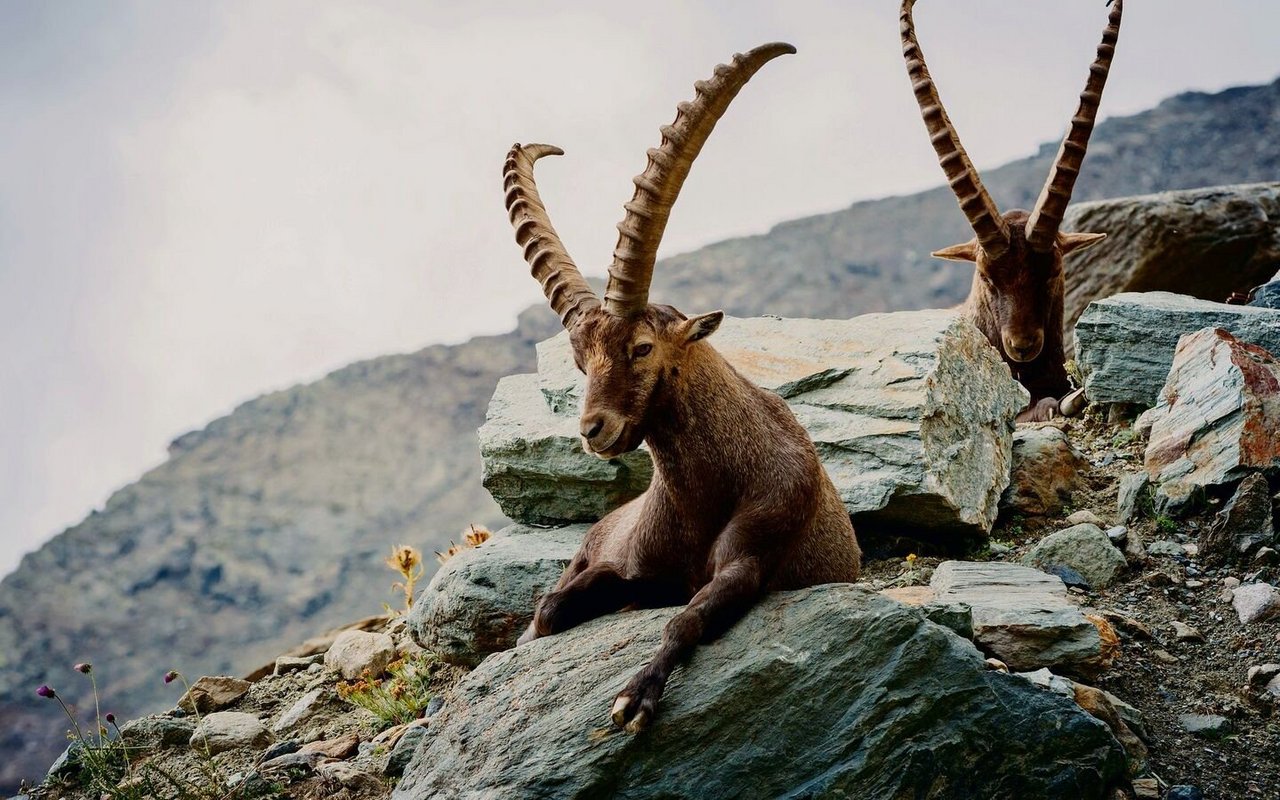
[1059,231,1107,255]
[680,311,724,344]
[931,239,980,263]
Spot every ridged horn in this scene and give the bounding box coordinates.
[504,143,601,329]
[901,0,1010,259]
[1025,0,1123,252]
[604,42,796,317]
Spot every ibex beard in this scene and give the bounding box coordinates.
[503,43,861,733]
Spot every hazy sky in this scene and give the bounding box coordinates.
[2,0,1278,577]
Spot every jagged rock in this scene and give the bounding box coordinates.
[1075,292,1280,407]
[930,561,1105,675]
[271,687,331,734]
[190,711,271,755]
[1178,714,1233,739]
[1201,474,1276,566]
[324,631,396,681]
[299,731,360,759]
[273,654,324,676]
[1001,427,1089,517]
[117,715,197,752]
[1117,472,1153,524]
[1232,582,1280,624]
[1140,329,1280,503]
[385,725,428,778]
[482,313,1027,535]
[1067,510,1106,527]
[394,585,1125,799]
[1249,269,1280,309]
[409,524,587,667]
[1063,183,1280,335]
[177,675,251,714]
[1022,525,1128,589]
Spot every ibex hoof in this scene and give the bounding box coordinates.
[1016,397,1061,424]
[610,672,663,733]
[515,620,539,646]
[610,695,632,727]
[1059,387,1088,418]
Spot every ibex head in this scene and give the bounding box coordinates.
[902,0,1120,363]
[504,43,794,458]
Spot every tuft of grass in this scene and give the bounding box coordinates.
[384,544,425,616]
[435,524,491,566]
[1155,515,1178,536]
[336,653,437,730]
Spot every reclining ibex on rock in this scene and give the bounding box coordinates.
[902,0,1122,422]
[504,42,862,733]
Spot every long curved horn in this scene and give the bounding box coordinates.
[901,0,1009,259]
[1025,0,1123,252]
[604,42,796,316]
[504,143,601,328]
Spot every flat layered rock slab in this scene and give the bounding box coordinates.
[1140,328,1280,503]
[408,524,588,667]
[394,585,1125,800]
[1061,183,1280,334]
[483,312,1028,535]
[1075,292,1280,407]
[931,561,1104,675]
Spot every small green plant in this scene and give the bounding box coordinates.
[1155,515,1178,536]
[384,544,426,616]
[33,665,282,800]
[336,653,437,729]
[1110,428,1136,449]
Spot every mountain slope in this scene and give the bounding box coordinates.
[3,77,1279,792]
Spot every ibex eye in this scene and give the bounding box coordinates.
[633,343,653,359]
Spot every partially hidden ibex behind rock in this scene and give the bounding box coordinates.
[504,43,862,733]
[902,0,1123,421]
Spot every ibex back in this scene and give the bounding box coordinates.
[902,0,1123,421]
[504,43,861,733]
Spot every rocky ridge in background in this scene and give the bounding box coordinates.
[3,77,1280,792]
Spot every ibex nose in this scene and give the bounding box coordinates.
[581,415,605,441]
[1005,333,1044,363]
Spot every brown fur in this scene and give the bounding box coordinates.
[518,304,861,731]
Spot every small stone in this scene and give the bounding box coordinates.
[1232,582,1280,624]
[260,751,325,776]
[261,740,300,761]
[1184,579,1204,589]
[1177,713,1233,739]
[1131,777,1160,799]
[1153,649,1180,664]
[271,687,331,734]
[1255,546,1279,565]
[1123,526,1148,566]
[1148,540,1184,558]
[985,658,1009,672]
[1106,525,1128,544]
[177,676,252,714]
[1098,610,1154,640]
[1022,524,1127,588]
[1066,510,1105,527]
[299,731,360,760]
[324,630,396,680]
[316,761,384,792]
[425,696,445,717]
[1224,577,1241,589]
[1117,472,1153,524]
[385,725,428,777]
[1165,787,1205,800]
[1002,428,1089,517]
[1247,663,1280,687]
[190,712,272,755]
[988,541,1012,556]
[1171,621,1205,643]
[117,716,197,752]
[274,654,324,675]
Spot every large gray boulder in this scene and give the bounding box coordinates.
[482,312,1028,536]
[931,561,1106,675]
[1074,292,1280,407]
[1140,328,1280,505]
[394,585,1125,799]
[1022,524,1128,589]
[408,524,587,666]
[1061,183,1280,334]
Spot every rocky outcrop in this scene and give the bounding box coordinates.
[1075,293,1280,407]
[407,524,586,667]
[1139,328,1280,508]
[1201,474,1275,566]
[1062,183,1280,333]
[930,561,1106,675]
[7,78,1280,791]
[483,312,1027,536]
[394,585,1126,799]
[1001,427,1090,517]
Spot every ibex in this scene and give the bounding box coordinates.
[902,0,1122,421]
[505,43,861,733]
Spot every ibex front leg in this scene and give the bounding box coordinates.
[610,551,766,733]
